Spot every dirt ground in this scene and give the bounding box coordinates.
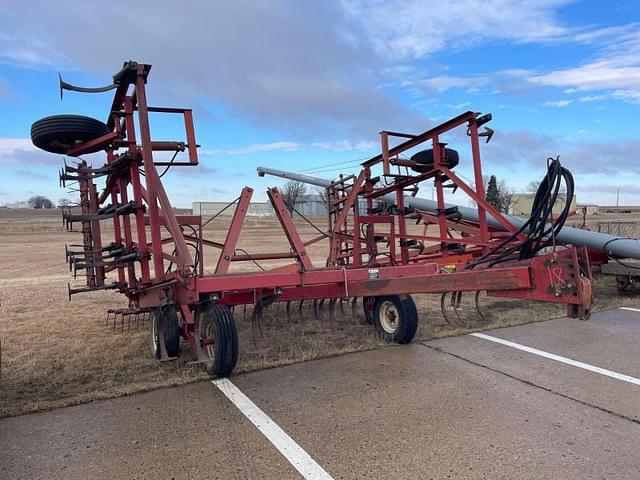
[0,208,638,418]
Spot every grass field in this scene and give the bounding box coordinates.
[0,208,637,418]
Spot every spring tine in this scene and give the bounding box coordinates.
[452,291,463,323]
[339,298,345,316]
[251,304,260,348]
[255,306,262,339]
[262,301,271,325]
[313,299,320,320]
[258,305,265,338]
[298,300,304,323]
[121,313,125,332]
[452,291,466,326]
[286,301,292,324]
[475,290,488,323]
[319,298,327,325]
[328,298,337,329]
[440,293,452,325]
[127,312,131,330]
[243,304,247,322]
[351,297,359,324]
[105,310,111,326]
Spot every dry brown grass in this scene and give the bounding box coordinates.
[0,209,637,418]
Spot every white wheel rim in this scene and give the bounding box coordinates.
[203,318,215,359]
[379,300,400,334]
[151,314,159,354]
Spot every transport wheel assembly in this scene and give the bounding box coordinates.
[30,114,110,154]
[196,301,239,377]
[150,305,181,359]
[373,294,419,344]
[411,147,459,172]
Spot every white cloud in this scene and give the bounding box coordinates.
[200,142,300,156]
[0,1,424,139]
[0,137,33,155]
[543,100,572,107]
[579,95,608,102]
[0,137,53,165]
[485,129,640,175]
[228,142,300,155]
[530,61,640,91]
[528,30,640,103]
[418,76,490,93]
[311,139,377,151]
[340,0,572,59]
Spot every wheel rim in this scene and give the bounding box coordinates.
[150,314,159,354]
[379,300,400,334]
[202,318,215,360]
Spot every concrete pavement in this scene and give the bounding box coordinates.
[2,309,639,479]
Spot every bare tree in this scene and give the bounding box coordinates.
[281,180,307,214]
[28,195,54,209]
[526,179,566,194]
[315,187,330,209]
[497,180,515,214]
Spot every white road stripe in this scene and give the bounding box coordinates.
[470,332,640,386]
[619,307,640,313]
[213,378,334,480]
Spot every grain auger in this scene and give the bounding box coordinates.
[31,60,598,377]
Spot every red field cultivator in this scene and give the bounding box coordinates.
[31,61,592,376]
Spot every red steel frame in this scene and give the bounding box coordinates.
[61,62,592,360]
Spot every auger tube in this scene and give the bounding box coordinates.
[256,166,640,260]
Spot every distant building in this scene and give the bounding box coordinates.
[193,196,377,218]
[5,201,31,209]
[295,194,328,217]
[192,201,274,217]
[576,204,599,216]
[510,194,576,217]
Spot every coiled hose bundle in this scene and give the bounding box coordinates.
[468,156,575,269]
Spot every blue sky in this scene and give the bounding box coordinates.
[1,0,640,207]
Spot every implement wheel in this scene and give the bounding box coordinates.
[196,301,238,377]
[373,294,418,344]
[31,114,110,154]
[411,147,459,173]
[150,305,181,359]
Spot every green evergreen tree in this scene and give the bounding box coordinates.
[485,175,501,210]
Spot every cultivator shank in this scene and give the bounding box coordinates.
[32,61,593,377]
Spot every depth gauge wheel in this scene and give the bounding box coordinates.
[150,305,181,359]
[373,294,419,344]
[196,301,238,377]
[31,114,110,154]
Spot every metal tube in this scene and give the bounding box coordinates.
[256,166,640,260]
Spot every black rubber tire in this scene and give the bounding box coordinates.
[363,296,375,324]
[31,114,110,155]
[150,305,181,359]
[411,147,459,173]
[196,302,239,377]
[373,294,419,344]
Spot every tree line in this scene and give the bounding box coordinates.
[21,196,76,209]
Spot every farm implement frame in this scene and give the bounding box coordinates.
[32,61,592,376]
